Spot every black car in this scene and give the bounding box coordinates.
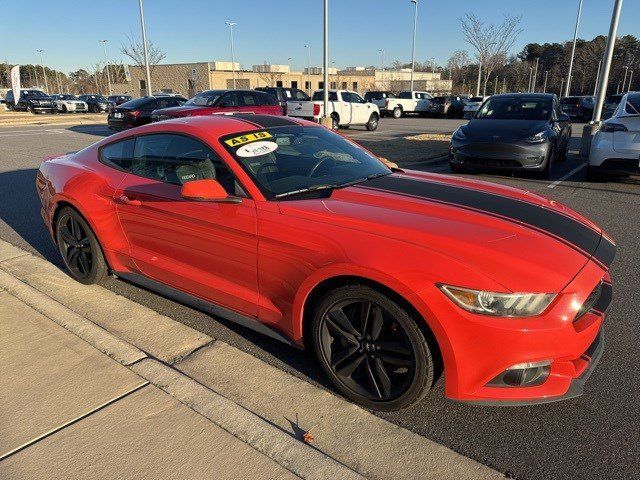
[254,87,309,114]
[426,95,468,118]
[108,95,132,106]
[107,95,187,131]
[4,89,54,114]
[449,93,571,178]
[560,96,595,122]
[77,94,112,113]
[602,94,623,120]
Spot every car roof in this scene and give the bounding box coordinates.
[490,93,555,99]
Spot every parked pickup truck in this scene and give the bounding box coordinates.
[286,90,380,130]
[385,91,433,118]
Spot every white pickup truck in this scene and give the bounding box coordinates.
[286,90,380,131]
[385,91,433,118]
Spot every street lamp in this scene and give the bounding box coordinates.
[37,49,49,94]
[304,44,311,95]
[410,0,418,91]
[138,0,152,96]
[565,0,584,97]
[621,65,629,92]
[593,60,602,96]
[99,40,112,95]
[543,70,549,93]
[379,49,385,89]
[226,21,237,89]
[532,58,539,93]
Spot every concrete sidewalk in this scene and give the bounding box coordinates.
[0,288,305,480]
[0,239,502,480]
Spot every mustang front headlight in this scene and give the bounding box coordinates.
[524,131,547,143]
[438,285,555,317]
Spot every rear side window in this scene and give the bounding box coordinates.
[624,93,640,115]
[255,92,278,105]
[100,138,135,170]
[311,91,338,101]
[398,92,411,99]
[292,89,309,100]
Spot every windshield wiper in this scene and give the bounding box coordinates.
[274,184,338,199]
[334,171,391,189]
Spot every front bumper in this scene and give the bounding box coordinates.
[450,140,550,170]
[427,258,612,405]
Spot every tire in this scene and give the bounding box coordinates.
[365,113,379,131]
[449,161,465,174]
[28,105,35,114]
[55,207,108,285]
[586,165,603,182]
[311,284,435,411]
[392,106,403,119]
[61,104,68,113]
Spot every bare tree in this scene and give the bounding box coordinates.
[460,14,522,95]
[120,34,166,73]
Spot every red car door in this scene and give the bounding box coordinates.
[113,133,259,317]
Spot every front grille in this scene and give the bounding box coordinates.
[462,157,523,168]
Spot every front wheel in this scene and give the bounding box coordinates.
[55,207,108,285]
[311,284,435,411]
[366,113,379,131]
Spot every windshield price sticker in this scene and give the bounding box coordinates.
[224,131,272,147]
[236,141,279,158]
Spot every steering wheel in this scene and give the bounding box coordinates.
[308,157,336,178]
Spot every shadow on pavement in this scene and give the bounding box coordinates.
[66,124,112,137]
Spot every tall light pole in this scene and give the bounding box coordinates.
[527,66,533,92]
[225,21,237,89]
[559,78,565,98]
[580,0,624,156]
[138,0,152,96]
[322,0,328,117]
[532,57,540,93]
[56,71,62,93]
[628,70,634,91]
[304,45,311,95]
[99,40,112,95]
[593,60,602,96]
[410,0,418,91]
[621,65,629,92]
[379,49,385,89]
[37,49,49,94]
[476,60,482,96]
[543,70,549,93]
[565,0,584,97]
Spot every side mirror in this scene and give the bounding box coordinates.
[180,179,241,203]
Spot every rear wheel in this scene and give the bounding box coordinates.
[331,114,339,131]
[366,113,379,131]
[312,284,435,411]
[392,106,403,119]
[55,207,108,285]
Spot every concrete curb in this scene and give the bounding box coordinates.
[0,114,106,128]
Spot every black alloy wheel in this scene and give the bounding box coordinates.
[56,207,108,285]
[312,285,434,411]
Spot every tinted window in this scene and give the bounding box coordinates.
[100,138,135,170]
[130,134,242,195]
[624,93,640,115]
[398,92,412,99]
[186,90,224,106]
[219,92,241,107]
[312,91,338,101]
[255,92,278,105]
[476,96,553,121]
[292,89,309,100]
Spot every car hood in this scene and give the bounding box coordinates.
[464,119,550,141]
[278,171,609,293]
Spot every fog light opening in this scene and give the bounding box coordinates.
[488,360,551,387]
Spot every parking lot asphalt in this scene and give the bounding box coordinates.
[0,118,637,480]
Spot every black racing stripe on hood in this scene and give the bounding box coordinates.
[232,114,298,127]
[360,175,615,268]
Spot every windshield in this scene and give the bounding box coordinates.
[186,90,224,106]
[221,125,391,199]
[475,96,552,121]
[560,97,580,105]
[624,93,640,115]
[469,96,484,103]
[25,90,48,98]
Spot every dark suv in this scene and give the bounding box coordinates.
[560,96,595,122]
[77,94,112,113]
[4,89,54,114]
[254,87,309,114]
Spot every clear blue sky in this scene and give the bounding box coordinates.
[1,0,638,73]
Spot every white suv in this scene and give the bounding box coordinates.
[588,92,640,180]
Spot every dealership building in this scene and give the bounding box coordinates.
[120,61,452,97]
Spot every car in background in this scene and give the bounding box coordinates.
[151,89,282,122]
[426,95,468,118]
[560,96,595,122]
[286,89,379,130]
[602,94,623,120]
[462,96,489,119]
[385,90,433,118]
[363,91,397,116]
[108,95,187,131]
[36,114,615,410]
[254,87,309,115]
[588,91,640,180]
[4,89,54,114]
[450,93,571,178]
[50,94,88,113]
[108,95,132,106]
[78,94,112,113]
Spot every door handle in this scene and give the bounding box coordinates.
[115,194,142,206]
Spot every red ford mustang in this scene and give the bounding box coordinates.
[36,114,615,410]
